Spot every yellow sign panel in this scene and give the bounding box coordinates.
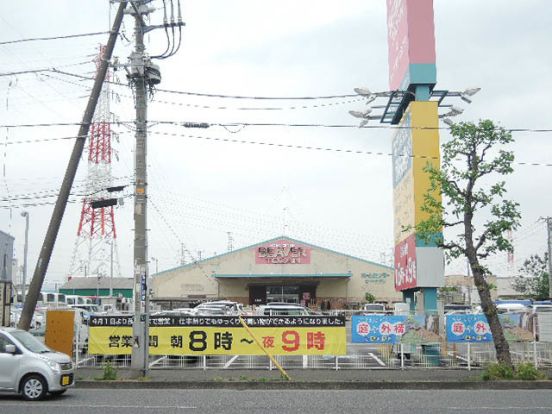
[409,101,441,227]
[88,315,347,356]
[45,310,75,357]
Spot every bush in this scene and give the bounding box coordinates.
[515,363,546,381]
[482,362,546,381]
[101,361,117,381]
[481,363,514,381]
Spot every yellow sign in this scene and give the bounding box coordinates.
[88,315,347,356]
[45,310,75,357]
[410,101,441,228]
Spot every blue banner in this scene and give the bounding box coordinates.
[351,315,407,344]
[446,314,492,343]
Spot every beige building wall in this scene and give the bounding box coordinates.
[152,238,402,306]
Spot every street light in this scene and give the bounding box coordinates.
[20,211,29,304]
[150,257,159,274]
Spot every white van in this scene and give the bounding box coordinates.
[496,303,529,314]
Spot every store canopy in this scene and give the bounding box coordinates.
[213,273,352,279]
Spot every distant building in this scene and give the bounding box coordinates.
[443,274,498,305]
[495,276,522,299]
[152,236,401,309]
[0,230,14,282]
[59,277,134,299]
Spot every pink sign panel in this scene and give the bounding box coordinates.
[255,239,311,265]
[387,0,436,90]
[394,234,417,290]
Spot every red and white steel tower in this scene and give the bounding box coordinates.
[68,45,121,281]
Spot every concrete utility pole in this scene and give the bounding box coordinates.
[129,0,158,375]
[17,1,127,330]
[547,217,552,299]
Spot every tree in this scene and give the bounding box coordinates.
[365,292,376,303]
[416,119,521,369]
[513,253,549,300]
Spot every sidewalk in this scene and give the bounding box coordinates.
[74,367,552,390]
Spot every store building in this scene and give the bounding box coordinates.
[152,236,401,309]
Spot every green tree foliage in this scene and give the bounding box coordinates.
[416,119,521,369]
[365,292,376,303]
[513,253,549,300]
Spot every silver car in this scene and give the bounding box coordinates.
[0,327,74,400]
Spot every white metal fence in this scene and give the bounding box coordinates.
[73,311,552,371]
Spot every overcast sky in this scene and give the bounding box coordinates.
[1,0,551,290]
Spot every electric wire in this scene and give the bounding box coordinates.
[0,31,112,46]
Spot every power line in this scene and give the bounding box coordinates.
[3,119,552,134]
[0,31,112,46]
[148,130,552,167]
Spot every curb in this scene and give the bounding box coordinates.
[76,380,552,390]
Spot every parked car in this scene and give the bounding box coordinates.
[361,303,387,314]
[0,327,74,400]
[257,304,310,316]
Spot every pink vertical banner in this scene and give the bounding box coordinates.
[394,234,417,290]
[387,0,436,90]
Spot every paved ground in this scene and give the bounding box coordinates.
[2,389,552,414]
[76,366,483,382]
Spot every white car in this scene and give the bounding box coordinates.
[0,327,74,400]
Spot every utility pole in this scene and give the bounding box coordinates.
[547,217,552,299]
[17,1,127,330]
[130,0,150,375]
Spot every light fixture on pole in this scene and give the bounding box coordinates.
[459,87,481,104]
[442,117,454,127]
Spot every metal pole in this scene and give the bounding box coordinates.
[17,1,127,331]
[533,315,538,368]
[547,217,552,299]
[467,342,471,371]
[110,240,113,297]
[400,343,404,370]
[130,1,149,376]
[21,211,29,304]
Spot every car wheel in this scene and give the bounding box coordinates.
[50,390,67,396]
[21,374,48,401]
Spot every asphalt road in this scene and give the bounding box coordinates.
[1,389,552,414]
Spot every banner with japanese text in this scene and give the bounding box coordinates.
[88,315,347,356]
[446,313,534,343]
[351,315,407,344]
[446,314,492,343]
[352,314,440,344]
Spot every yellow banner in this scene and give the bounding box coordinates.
[88,316,347,356]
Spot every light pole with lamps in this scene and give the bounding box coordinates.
[20,211,29,304]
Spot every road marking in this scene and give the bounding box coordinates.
[368,352,386,367]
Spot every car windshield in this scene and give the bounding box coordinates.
[11,330,51,353]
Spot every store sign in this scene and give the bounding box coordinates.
[361,272,389,284]
[88,315,346,356]
[387,0,436,90]
[394,234,417,290]
[255,240,311,264]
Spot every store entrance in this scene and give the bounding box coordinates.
[266,285,300,304]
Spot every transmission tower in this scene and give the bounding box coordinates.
[68,45,121,283]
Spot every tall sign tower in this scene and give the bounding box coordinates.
[387,0,444,313]
[68,45,120,282]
